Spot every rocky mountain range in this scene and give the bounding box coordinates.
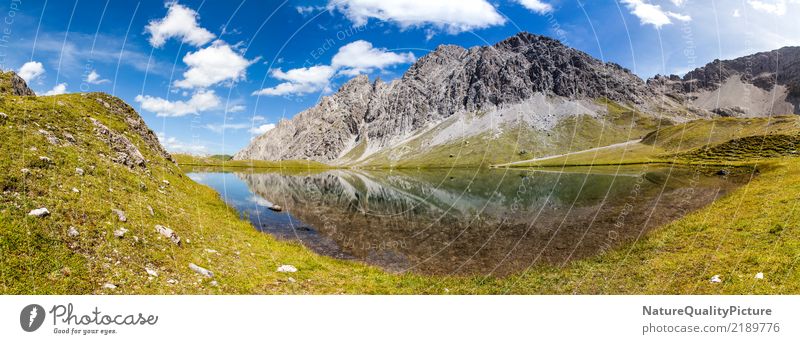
[232,32,799,164]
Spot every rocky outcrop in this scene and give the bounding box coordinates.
[92,94,174,163]
[0,71,35,96]
[90,117,147,168]
[234,32,657,163]
[647,46,800,115]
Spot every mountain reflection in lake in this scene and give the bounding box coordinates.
[186,166,747,276]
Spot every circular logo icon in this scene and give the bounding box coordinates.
[20,304,45,332]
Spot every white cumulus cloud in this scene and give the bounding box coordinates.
[145,1,215,48]
[203,122,252,133]
[156,132,208,154]
[18,61,45,83]
[332,40,415,76]
[254,40,416,96]
[249,123,276,135]
[43,83,67,96]
[328,0,506,34]
[747,0,797,15]
[174,41,254,89]
[621,0,691,28]
[516,0,553,14]
[227,104,246,113]
[135,90,220,117]
[85,70,110,84]
[252,65,336,96]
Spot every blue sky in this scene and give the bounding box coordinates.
[1,0,799,155]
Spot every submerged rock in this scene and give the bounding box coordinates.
[189,263,213,278]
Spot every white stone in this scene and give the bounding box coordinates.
[145,268,159,277]
[755,272,764,280]
[710,275,722,283]
[75,167,84,176]
[155,225,181,245]
[111,208,127,222]
[68,226,79,237]
[277,265,298,273]
[189,263,213,278]
[28,208,50,217]
[71,188,80,193]
[113,227,128,238]
[102,283,117,289]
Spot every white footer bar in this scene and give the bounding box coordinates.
[1,295,797,343]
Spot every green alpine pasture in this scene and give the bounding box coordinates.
[1,88,799,294]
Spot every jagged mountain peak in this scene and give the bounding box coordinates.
[493,31,562,50]
[235,32,659,163]
[237,32,800,164]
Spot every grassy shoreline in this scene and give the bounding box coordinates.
[173,156,800,294]
[173,154,333,170]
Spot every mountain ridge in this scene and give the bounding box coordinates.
[236,32,800,165]
[234,32,669,164]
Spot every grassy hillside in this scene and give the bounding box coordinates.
[503,116,800,167]
[359,101,667,168]
[2,86,799,294]
[0,91,403,294]
[174,153,331,169]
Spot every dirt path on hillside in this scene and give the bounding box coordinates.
[493,139,642,167]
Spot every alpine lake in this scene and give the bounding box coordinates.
[185,165,750,276]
